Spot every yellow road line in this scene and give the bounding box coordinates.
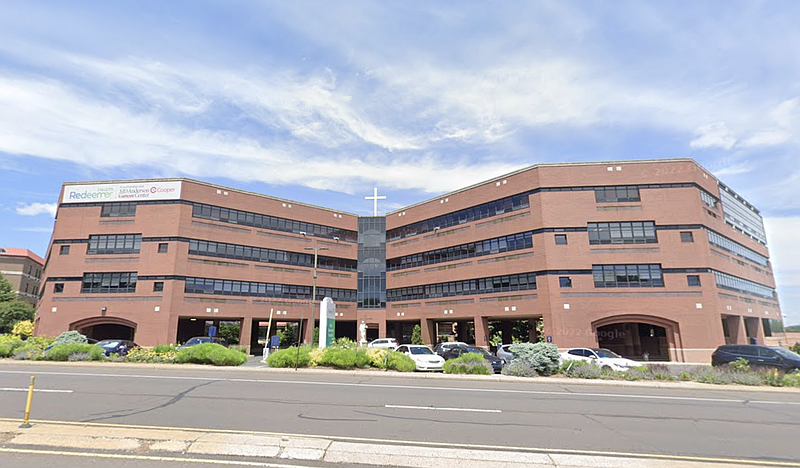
[1,417,798,467]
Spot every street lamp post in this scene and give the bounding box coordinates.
[304,246,329,345]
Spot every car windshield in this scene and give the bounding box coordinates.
[410,347,433,355]
[97,340,120,348]
[774,348,800,360]
[185,337,210,345]
[465,347,492,357]
[594,348,622,358]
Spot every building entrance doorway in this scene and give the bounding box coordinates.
[70,317,136,341]
[596,322,669,361]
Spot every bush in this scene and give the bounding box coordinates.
[645,364,675,381]
[561,360,602,379]
[52,331,88,346]
[0,334,24,358]
[12,320,34,338]
[791,343,800,355]
[411,325,423,345]
[366,348,388,368]
[760,368,784,387]
[679,371,692,381]
[728,371,765,386]
[385,351,416,372]
[0,300,35,334]
[782,373,800,387]
[503,359,538,377]
[175,343,246,366]
[689,367,730,385]
[309,347,325,366]
[229,345,248,354]
[125,347,176,363]
[331,337,359,350]
[13,343,44,360]
[319,348,358,368]
[509,343,560,376]
[45,343,104,361]
[443,352,492,375]
[267,346,311,368]
[728,357,751,372]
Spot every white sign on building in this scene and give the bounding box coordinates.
[319,297,336,348]
[62,181,183,204]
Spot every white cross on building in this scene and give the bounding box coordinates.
[365,187,386,216]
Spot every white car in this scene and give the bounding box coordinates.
[560,348,639,372]
[395,345,445,371]
[368,338,399,349]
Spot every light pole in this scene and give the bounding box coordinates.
[304,246,328,345]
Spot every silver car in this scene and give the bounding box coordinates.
[368,338,399,349]
[496,344,516,364]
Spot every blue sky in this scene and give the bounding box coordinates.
[1,1,798,325]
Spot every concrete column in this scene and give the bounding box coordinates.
[394,322,403,341]
[239,318,253,355]
[500,322,513,344]
[744,317,763,345]
[729,316,746,345]
[421,319,436,346]
[474,316,490,348]
[378,319,387,338]
[303,312,314,344]
[529,318,539,343]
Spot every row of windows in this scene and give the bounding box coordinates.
[386,231,533,271]
[386,194,530,241]
[386,272,537,302]
[705,229,769,267]
[713,270,775,299]
[592,264,664,288]
[587,222,657,245]
[100,202,137,217]
[81,272,138,293]
[594,186,641,203]
[701,190,718,209]
[188,239,357,272]
[184,277,357,302]
[719,185,767,245]
[87,234,142,254]
[192,203,357,243]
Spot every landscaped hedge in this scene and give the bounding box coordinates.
[443,352,492,375]
[504,343,560,376]
[175,343,247,366]
[45,343,104,361]
[267,346,312,368]
[266,344,415,372]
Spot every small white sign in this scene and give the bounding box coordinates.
[62,181,182,204]
[319,297,336,348]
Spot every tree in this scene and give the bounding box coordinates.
[0,274,15,303]
[218,324,240,345]
[0,300,35,334]
[411,324,423,345]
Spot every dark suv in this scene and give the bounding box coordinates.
[711,345,800,372]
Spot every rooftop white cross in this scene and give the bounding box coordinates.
[365,187,386,216]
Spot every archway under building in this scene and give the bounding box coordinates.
[593,315,679,361]
[70,317,136,342]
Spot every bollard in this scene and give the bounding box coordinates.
[19,375,35,428]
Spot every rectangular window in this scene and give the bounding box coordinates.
[588,221,657,245]
[687,275,701,287]
[595,186,641,203]
[101,202,137,218]
[592,264,664,288]
[680,231,694,243]
[87,234,142,255]
[559,277,572,288]
[54,283,64,293]
[555,234,568,245]
[153,281,164,292]
[59,245,70,255]
[158,243,169,253]
[81,272,137,293]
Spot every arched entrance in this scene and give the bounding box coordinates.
[593,315,681,361]
[70,317,137,341]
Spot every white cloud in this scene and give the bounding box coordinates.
[15,202,57,217]
[690,122,737,150]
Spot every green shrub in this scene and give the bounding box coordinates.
[644,364,675,381]
[791,343,800,355]
[503,359,538,377]
[52,331,88,346]
[175,343,246,366]
[728,371,765,386]
[443,352,492,374]
[782,373,800,387]
[45,343,104,361]
[12,320,34,338]
[319,348,358,368]
[679,371,692,381]
[125,347,176,363]
[267,346,311,368]
[760,368,784,387]
[331,337,359,350]
[385,351,415,372]
[0,334,23,358]
[152,344,177,354]
[728,357,751,372]
[690,367,730,385]
[411,325,423,345]
[366,348,388,368]
[562,360,602,379]
[509,343,560,376]
[13,343,44,360]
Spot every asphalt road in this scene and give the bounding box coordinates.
[1,363,798,463]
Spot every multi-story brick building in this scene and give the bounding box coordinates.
[0,247,44,305]
[34,159,783,362]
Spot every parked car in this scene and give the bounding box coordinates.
[179,336,228,349]
[95,339,138,356]
[44,338,98,354]
[711,345,800,372]
[433,341,469,356]
[560,348,639,372]
[368,338,399,349]
[441,345,504,373]
[496,344,516,364]
[395,345,445,371]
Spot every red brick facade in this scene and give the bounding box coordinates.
[35,159,782,362]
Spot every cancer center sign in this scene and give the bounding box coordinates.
[62,181,182,204]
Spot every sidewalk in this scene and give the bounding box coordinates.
[0,419,789,468]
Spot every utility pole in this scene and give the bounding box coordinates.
[304,246,328,345]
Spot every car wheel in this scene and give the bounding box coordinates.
[601,365,612,372]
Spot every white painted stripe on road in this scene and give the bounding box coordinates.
[0,387,73,393]
[386,404,501,413]
[1,369,797,406]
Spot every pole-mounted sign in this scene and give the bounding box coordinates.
[318,297,336,348]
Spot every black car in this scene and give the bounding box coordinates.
[95,339,138,356]
[441,345,505,373]
[711,345,800,372]
[179,336,228,349]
